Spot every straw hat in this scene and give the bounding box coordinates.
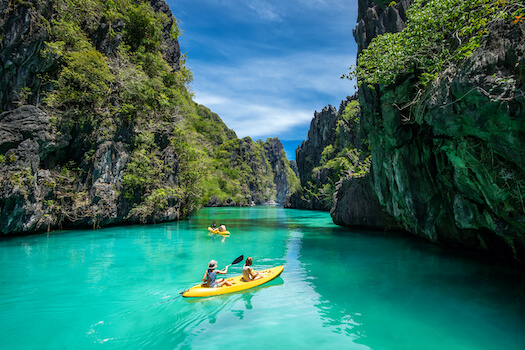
[208,260,218,269]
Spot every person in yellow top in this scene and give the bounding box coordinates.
[242,257,264,282]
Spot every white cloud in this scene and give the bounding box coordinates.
[194,92,313,139]
[172,0,358,142]
[188,50,356,139]
[190,50,355,100]
[247,0,283,21]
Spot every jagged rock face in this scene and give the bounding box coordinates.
[0,105,183,234]
[263,138,290,204]
[148,0,181,70]
[0,0,55,111]
[287,106,338,210]
[0,106,61,233]
[353,1,525,262]
[295,106,339,187]
[354,0,412,54]
[331,174,400,230]
[0,0,186,234]
[289,93,400,226]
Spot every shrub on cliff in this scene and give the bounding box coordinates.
[46,50,114,109]
[349,0,525,87]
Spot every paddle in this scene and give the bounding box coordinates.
[226,255,244,267]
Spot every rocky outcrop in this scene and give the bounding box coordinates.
[338,0,525,263]
[354,0,412,53]
[287,93,400,226]
[263,138,296,204]
[0,105,61,233]
[0,104,187,234]
[287,105,339,210]
[287,96,382,214]
[0,0,190,235]
[0,0,55,111]
[295,105,339,186]
[331,174,399,230]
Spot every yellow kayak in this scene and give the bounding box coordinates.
[182,265,284,297]
[208,227,230,235]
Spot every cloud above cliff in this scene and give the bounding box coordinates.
[194,92,313,138]
[246,0,283,22]
[167,0,358,156]
[190,50,354,139]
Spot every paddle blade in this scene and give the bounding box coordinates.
[231,255,244,265]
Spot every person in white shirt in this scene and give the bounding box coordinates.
[242,257,264,282]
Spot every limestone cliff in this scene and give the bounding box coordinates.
[287,94,399,227]
[287,104,341,210]
[206,137,298,207]
[0,0,296,235]
[335,0,525,262]
[263,138,299,204]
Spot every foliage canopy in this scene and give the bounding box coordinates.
[348,0,524,87]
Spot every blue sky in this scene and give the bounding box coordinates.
[166,0,359,159]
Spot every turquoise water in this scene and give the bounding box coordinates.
[1,206,525,349]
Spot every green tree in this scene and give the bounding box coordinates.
[46,50,114,109]
[349,0,522,87]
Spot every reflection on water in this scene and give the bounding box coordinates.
[1,206,525,349]
[298,223,525,350]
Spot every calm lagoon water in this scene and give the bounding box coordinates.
[1,206,525,349]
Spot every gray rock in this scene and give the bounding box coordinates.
[350,1,525,262]
[207,195,222,207]
[263,138,293,204]
[331,174,402,230]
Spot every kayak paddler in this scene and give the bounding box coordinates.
[242,257,265,282]
[202,260,233,288]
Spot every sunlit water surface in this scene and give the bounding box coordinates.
[1,206,525,349]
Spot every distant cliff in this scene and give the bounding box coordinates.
[263,138,299,204]
[287,100,361,211]
[205,136,299,207]
[323,0,525,263]
[286,95,399,229]
[287,104,340,211]
[0,0,296,235]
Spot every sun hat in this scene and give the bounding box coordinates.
[208,260,218,269]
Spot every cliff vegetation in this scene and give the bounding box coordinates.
[286,97,371,211]
[0,0,298,234]
[293,0,525,263]
[339,0,525,262]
